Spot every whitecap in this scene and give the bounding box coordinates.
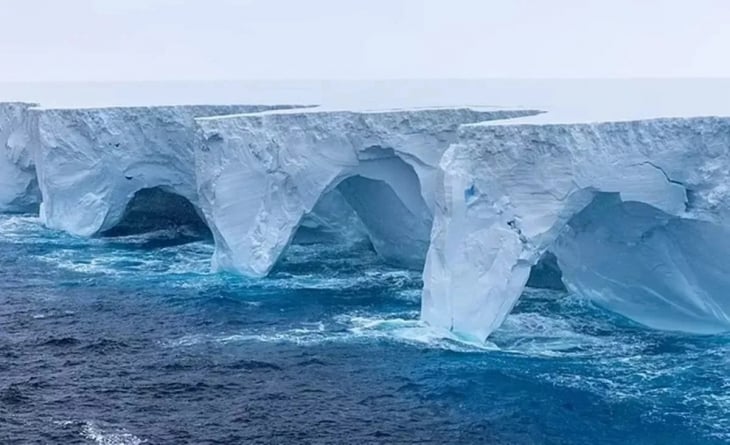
[80,421,146,445]
[344,314,498,352]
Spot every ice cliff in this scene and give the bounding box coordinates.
[0,102,40,212]
[30,105,299,236]
[194,107,539,276]
[3,96,728,342]
[423,116,730,340]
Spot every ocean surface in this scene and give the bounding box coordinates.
[1,213,728,444]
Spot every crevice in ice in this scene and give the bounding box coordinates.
[636,160,685,187]
[100,187,211,243]
[685,189,701,211]
[630,160,690,212]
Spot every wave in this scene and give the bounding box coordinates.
[51,420,145,445]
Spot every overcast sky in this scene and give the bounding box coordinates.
[1,0,728,81]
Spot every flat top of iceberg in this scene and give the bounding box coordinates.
[463,79,730,125]
[480,110,730,127]
[28,103,308,112]
[0,101,38,107]
[2,79,729,123]
[194,105,537,121]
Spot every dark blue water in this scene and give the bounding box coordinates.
[0,215,728,444]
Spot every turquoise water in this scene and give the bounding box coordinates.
[0,214,728,444]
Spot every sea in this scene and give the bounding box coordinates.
[1,213,728,444]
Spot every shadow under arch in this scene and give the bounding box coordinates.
[272,152,432,275]
[100,187,211,247]
[550,192,730,334]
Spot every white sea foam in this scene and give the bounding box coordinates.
[80,421,145,445]
[0,215,48,241]
[344,314,498,352]
[164,311,498,353]
[163,321,334,347]
[490,311,643,358]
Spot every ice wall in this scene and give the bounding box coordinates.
[423,117,730,340]
[7,93,727,341]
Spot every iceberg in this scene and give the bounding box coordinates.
[195,107,539,276]
[0,102,40,212]
[423,116,730,340]
[29,105,300,236]
[3,88,728,342]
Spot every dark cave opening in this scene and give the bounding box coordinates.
[101,187,211,246]
[526,251,566,291]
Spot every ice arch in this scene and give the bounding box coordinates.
[271,164,430,270]
[31,105,301,236]
[423,117,730,341]
[195,107,539,276]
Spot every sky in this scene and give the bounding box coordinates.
[0,0,729,81]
